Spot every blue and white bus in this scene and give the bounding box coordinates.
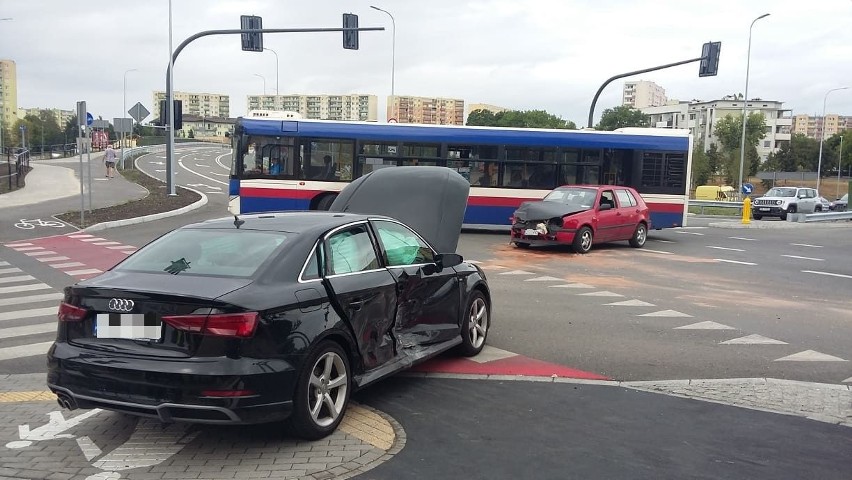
[229,111,692,229]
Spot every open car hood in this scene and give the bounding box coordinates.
[514,201,588,222]
[330,166,469,253]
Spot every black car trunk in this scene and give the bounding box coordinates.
[64,272,252,358]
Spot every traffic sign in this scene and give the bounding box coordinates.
[128,102,150,123]
[343,13,359,50]
[86,112,94,126]
[114,118,133,134]
[742,183,754,195]
[240,15,263,52]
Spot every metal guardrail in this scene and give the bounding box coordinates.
[688,200,743,215]
[788,211,852,223]
[1,149,31,193]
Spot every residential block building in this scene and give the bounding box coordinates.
[177,115,235,139]
[792,114,850,140]
[389,96,465,125]
[0,59,17,135]
[153,91,230,122]
[642,97,793,161]
[622,81,667,109]
[246,94,378,122]
[17,107,75,127]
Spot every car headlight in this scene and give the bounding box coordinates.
[775,200,782,205]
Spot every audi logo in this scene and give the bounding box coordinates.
[108,298,135,312]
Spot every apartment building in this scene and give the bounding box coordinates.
[622,81,667,109]
[389,96,465,125]
[0,60,17,134]
[792,114,850,139]
[246,94,378,122]
[176,115,235,139]
[642,97,793,161]
[153,91,230,122]
[17,107,75,127]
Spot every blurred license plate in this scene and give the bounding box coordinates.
[95,313,161,340]
[524,228,539,236]
[758,208,770,211]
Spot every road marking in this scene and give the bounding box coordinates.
[729,237,757,241]
[637,249,674,255]
[0,391,56,403]
[707,246,745,252]
[577,291,623,297]
[91,241,121,246]
[0,267,23,275]
[499,270,535,275]
[65,269,103,276]
[651,239,674,243]
[677,231,705,236]
[524,276,563,282]
[549,283,594,289]
[4,243,34,248]
[781,255,824,261]
[720,334,787,345]
[49,262,85,268]
[801,270,852,279]
[37,256,71,262]
[467,345,517,364]
[0,341,54,361]
[0,307,58,322]
[79,237,106,242]
[0,283,51,294]
[675,321,734,330]
[774,350,847,362]
[0,275,36,284]
[10,246,43,251]
[605,299,656,307]
[791,243,823,248]
[0,293,63,308]
[177,153,228,186]
[0,261,8,267]
[68,234,94,239]
[715,259,757,266]
[638,310,692,318]
[210,172,229,177]
[0,323,56,339]
[24,251,57,257]
[843,377,852,383]
[106,245,135,250]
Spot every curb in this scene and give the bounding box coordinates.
[709,220,852,229]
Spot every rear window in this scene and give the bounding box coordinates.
[115,229,288,277]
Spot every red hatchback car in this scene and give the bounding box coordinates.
[510,185,651,253]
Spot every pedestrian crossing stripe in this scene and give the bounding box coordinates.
[639,310,693,318]
[774,350,848,362]
[0,307,58,322]
[0,341,54,361]
[675,321,734,330]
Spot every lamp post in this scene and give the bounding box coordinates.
[253,73,266,95]
[370,5,396,121]
[737,13,770,197]
[122,68,137,169]
[263,47,279,96]
[816,86,849,193]
[0,18,11,156]
[837,136,844,200]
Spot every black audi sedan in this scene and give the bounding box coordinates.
[47,167,491,439]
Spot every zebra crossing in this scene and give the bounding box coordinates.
[4,233,137,281]
[0,258,61,365]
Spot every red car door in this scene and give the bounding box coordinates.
[594,189,621,242]
[614,189,640,240]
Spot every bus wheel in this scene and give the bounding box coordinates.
[316,194,337,211]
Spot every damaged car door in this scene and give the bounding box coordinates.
[370,219,461,349]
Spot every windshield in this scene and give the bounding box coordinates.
[115,229,288,277]
[542,188,597,209]
[765,187,796,197]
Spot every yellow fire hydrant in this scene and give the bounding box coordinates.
[742,197,751,225]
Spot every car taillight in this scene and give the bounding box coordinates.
[162,312,259,338]
[58,302,88,322]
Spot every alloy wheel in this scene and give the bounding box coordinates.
[307,351,348,427]
[468,297,488,349]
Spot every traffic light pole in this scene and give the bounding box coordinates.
[586,56,705,129]
[164,26,383,195]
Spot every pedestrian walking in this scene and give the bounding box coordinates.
[104,145,117,178]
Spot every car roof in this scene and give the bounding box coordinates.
[186,211,389,237]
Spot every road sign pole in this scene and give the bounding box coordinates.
[86,125,92,212]
[76,101,86,227]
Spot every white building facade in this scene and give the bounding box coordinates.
[246,94,378,122]
[622,81,667,109]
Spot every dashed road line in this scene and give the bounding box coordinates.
[524,276,563,282]
[802,270,852,279]
[499,270,535,275]
[677,231,705,236]
[549,283,594,289]
[637,249,674,255]
[791,243,823,248]
[577,291,623,297]
[715,259,757,266]
[781,255,824,261]
[651,239,674,243]
[729,237,758,241]
[707,246,745,252]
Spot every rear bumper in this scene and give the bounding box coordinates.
[47,342,296,425]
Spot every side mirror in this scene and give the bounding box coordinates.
[599,203,612,211]
[435,253,464,270]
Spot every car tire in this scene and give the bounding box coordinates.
[315,194,337,211]
[572,226,593,254]
[288,340,351,440]
[629,223,647,248]
[753,214,762,220]
[514,242,530,249]
[456,291,489,357]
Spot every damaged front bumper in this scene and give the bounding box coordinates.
[510,220,576,246]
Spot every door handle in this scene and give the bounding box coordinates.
[348,299,365,311]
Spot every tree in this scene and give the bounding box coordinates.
[466,109,576,129]
[594,105,648,131]
[690,142,711,187]
[710,112,766,184]
[187,129,195,139]
[466,109,497,127]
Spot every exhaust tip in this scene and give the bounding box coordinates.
[56,394,77,410]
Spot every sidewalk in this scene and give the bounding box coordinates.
[0,161,85,209]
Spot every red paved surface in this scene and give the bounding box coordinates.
[413,354,610,380]
[4,233,135,280]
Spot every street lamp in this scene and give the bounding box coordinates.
[837,136,844,200]
[0,19,11,156]
[370,5,396,121]
[122,68,138,169]
[264,47,279,96]
[253,73,266,95]
[817,86,850,192]
[737,13,770,197]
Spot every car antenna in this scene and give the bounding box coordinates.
[233,214,245,229]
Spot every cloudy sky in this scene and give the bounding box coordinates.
[2,0,851,125]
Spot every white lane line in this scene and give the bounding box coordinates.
[651,239,674,244]
[577,291,623,297]
[65,269,103,276]
[638,310,692,318]
[774,350,847,362]
[0,283,52,294]
[549,283,594,289]
[177,153,228,186]
[637,249,674,255]
[524,276,563,282]
[0,267,23,275]
[214,151,232,171]
[0,293,62,307]
[720,334,787,345]
[499,270,535,275]
[24,251,58,257]
[0,322,56,339]
[605,299,656,307]
[802,270,852,280]
[791,243,823,248]
[50,262,86,268]
[677,231,705,236]
[715,259,757,266]
[80,238,106,242]
[729,237,757,241]
[4,242,34,248]
[0,275,36,284]
[781,255,824,262]
[10,246,44,251]
[210,172,229,177]
[106,245,135,250]
[68,234,94,239]
[0,307,58,322]
[675,321,734,330]
[0,341,55,361]
[707,246,745,252]
[37,256,71,262]
[91,241,121,246]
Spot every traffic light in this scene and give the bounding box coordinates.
[343,13,359,50]
[699,41,721,77]
[241,15,263,52]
